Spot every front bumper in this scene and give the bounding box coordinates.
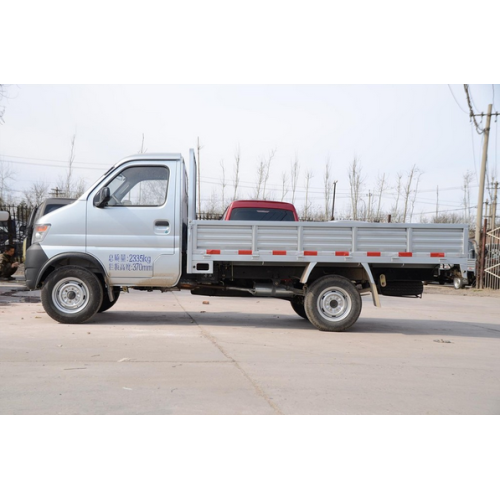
[24,243,49,290]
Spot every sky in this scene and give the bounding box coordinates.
[0,84,498,221]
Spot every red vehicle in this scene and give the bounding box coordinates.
[222,200,299,221]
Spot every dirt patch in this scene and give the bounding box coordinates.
[0,289,41,304]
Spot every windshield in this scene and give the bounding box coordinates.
[229,208,295,221]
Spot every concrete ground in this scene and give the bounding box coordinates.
[0,277,499,415]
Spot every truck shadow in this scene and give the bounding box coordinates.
[94,310,500,339]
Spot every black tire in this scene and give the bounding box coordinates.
[98,287,121,312]
[304,275,362,332]
[290,296,308,319]
[453,277,465,290]
[41,266,103,324]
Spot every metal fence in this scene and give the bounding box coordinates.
[196,212,223,220]
[0,204,34,258]
[483,227,500,290]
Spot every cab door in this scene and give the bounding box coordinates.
[86,160,181,287]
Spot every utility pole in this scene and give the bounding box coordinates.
[475,104,494,247]
[197,137,202,215]
[331,180,338,220]
[367,191,372,221]
[435,185,439,221]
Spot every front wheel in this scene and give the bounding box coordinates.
[304,275,362,331]
[453,277,465,290]
[41,266,103,324]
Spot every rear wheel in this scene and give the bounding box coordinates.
[41,266,103,324]
[290,296,308,319]
[304,275,362,332]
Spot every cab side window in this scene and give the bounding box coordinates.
[106,166,169,207]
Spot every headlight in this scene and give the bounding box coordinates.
[33,224,51,243]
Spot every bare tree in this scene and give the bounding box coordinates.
[220,160,227,210]
[202,187,222,216]
[375,173,387,221]
[462,170,474,223]
[303,169,314,219]
[432,211,463,224]
[348,157,363,220]
[366,191,375,221]
[0,163,16,204]
[65,134,76,196]
[232,146,241,202]
[58,134,86,198]
[262,149,275,199]
[139,179,169,205]
[435,186,439,220]
[139,133,147,153]
[280,171,289,202]
[0,84,9,124]
[24,180,50,206]
[409,169,422,222]
[253,159,266,199]
[391,172,404,221]
[252,149,275,200]
[323,160,333,221]
[402,165,421,223]
[290,156,300,205]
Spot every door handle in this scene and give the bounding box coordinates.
[155,220,170,234]
[155,220,170,227]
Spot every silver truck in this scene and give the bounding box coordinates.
[25,151,469,331]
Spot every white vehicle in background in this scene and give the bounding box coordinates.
[24,151,470,331]
[435,240,476,289]
[0,211,16,248]
[23,197,75,260]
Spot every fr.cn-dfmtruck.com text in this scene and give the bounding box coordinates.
[268,471,491,491]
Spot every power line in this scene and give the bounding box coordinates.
[470,122,479,181]
[447,84,468,114]
[464,84,485,134]
[0,153,110,166]
[201,173,479,197]
[418,205,477,216]
[468,85,479,112]
[0,158,106,171]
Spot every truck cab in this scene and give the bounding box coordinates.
[25,154,187,321]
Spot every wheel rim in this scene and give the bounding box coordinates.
[52,277,90,314]
[317,287,352,322]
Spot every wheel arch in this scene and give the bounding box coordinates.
[35,252,108,289]
[304,266,367,288]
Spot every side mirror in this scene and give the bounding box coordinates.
[94,187,111,208]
